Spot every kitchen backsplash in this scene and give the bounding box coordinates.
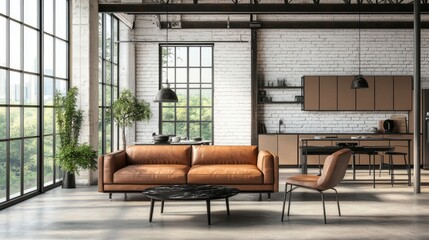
[257,105,408,134]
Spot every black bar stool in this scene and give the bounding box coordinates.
[382,152,410,186]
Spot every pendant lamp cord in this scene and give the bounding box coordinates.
[358,5,361,76]
[166,1,169,85]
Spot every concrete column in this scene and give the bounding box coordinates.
[71,0,99,185]
[118,21,136,148]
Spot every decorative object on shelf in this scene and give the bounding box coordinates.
[277,78,286,87]
[113,89,151,149]
[295,95,304,103]
[258,90,267,102]
[351,5,369,89]
[278,119,283,133]
[258,123,267,134]
[154,1,178,102]
[54,87,98,189]
[171,136,181,143]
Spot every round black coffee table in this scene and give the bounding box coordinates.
[142,184,239,225]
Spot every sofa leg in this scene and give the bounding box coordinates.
[267,193,271,201]
[258,193,262,201]
[124,193,127,201]
[109,193,112,201]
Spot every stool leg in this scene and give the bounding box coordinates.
[390,155,394,187]
[373,155,376,188]
[404,154,411,186]
[369,156,372,175]
[379,155,384,177]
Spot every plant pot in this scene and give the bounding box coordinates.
[63,172,76,189]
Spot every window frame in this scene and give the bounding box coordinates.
[0,0,70,210]
[98,13,119,155]
[158,44,214,142]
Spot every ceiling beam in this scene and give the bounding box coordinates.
[161,21,429,29]
[99,3,429,15]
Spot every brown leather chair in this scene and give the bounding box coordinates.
[281,149,352,224]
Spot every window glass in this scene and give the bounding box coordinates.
[10,0,21,21]
[24,138,38,194]
[10,21,22,70]
[0,107,6,139]
[43,136,54,186]
[23,74,38,105]
[24,107,38,137]
[24,27,39,73]
[105,15,111,61]
[55,39,67,79]
[55,0,67,40]
[9,107,21,138]
[0,69,6,104]
[44,0,54,34]
[10,71,21,105]
[44,77,54,105]
[201,47,212,67]
[0,141,6,203]
[0,17,6,67]
[10,140,21,199]
[56,79,67,95]
[113,19,118,64]
[44,107,53,134]
[24,0,39,28]
[176,47,187,67]
[44,34,54,76]
[0,0,6,15]
[189,47,200,67]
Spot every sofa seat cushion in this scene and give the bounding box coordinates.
[187,164,263,184]
[113,164,189,184]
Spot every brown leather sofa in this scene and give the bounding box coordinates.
[98,145,278,197]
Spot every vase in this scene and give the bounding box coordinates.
[63,172,76,189]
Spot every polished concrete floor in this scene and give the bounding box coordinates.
[1,168,429,240]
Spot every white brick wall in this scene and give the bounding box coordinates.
[133,15,251,145]
[119,13,429,142]
[257,29,428,133]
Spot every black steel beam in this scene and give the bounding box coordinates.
[99,3,429,14]
[161,21,429,29]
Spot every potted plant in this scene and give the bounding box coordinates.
[112,89,151,149]
[54,87,98,188]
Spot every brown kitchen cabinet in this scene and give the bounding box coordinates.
[258,135,277,155]
[394,76,412,111]
[303,76,319,110]
[319,76,337,110]
[278,135,298,165]
[356,76,375,110]
[375,76,394,110]
[337,76,356,110]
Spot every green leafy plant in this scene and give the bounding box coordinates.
[54,87,97,174]
[112,89,151,149]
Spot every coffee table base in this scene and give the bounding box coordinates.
[148,198,232,225]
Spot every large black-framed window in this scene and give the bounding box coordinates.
[98,13,119,155]
[0,0,69,208]
[159,45,214,141]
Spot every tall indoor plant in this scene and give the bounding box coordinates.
[112,89,151,149]
[54,87,97,188]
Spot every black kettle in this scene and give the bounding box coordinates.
[383,119,395,133]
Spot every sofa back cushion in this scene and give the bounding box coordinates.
[192,145,258,165]
[126,145,191,165]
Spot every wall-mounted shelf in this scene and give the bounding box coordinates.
[258,101,302,104]
[259,86,303,89]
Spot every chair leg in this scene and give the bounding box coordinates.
[109,193,112,201]
[267,193,271,201]
[287,184,293,217]
[319,191,327,224]
[379,155,385,177]
[404,154,411,186]
[332,188,341,217]
[281,184,288,222]
[259,193,262,201]
[124,193,127,201]
[369,156,372,175]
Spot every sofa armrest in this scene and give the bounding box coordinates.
[257,150,279,192]
[98,150,127,190]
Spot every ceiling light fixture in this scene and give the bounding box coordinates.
[351,5,369,89]
[154,0,178,103]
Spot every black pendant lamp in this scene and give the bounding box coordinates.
[351,8,369,89]
[154,2,178,103]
